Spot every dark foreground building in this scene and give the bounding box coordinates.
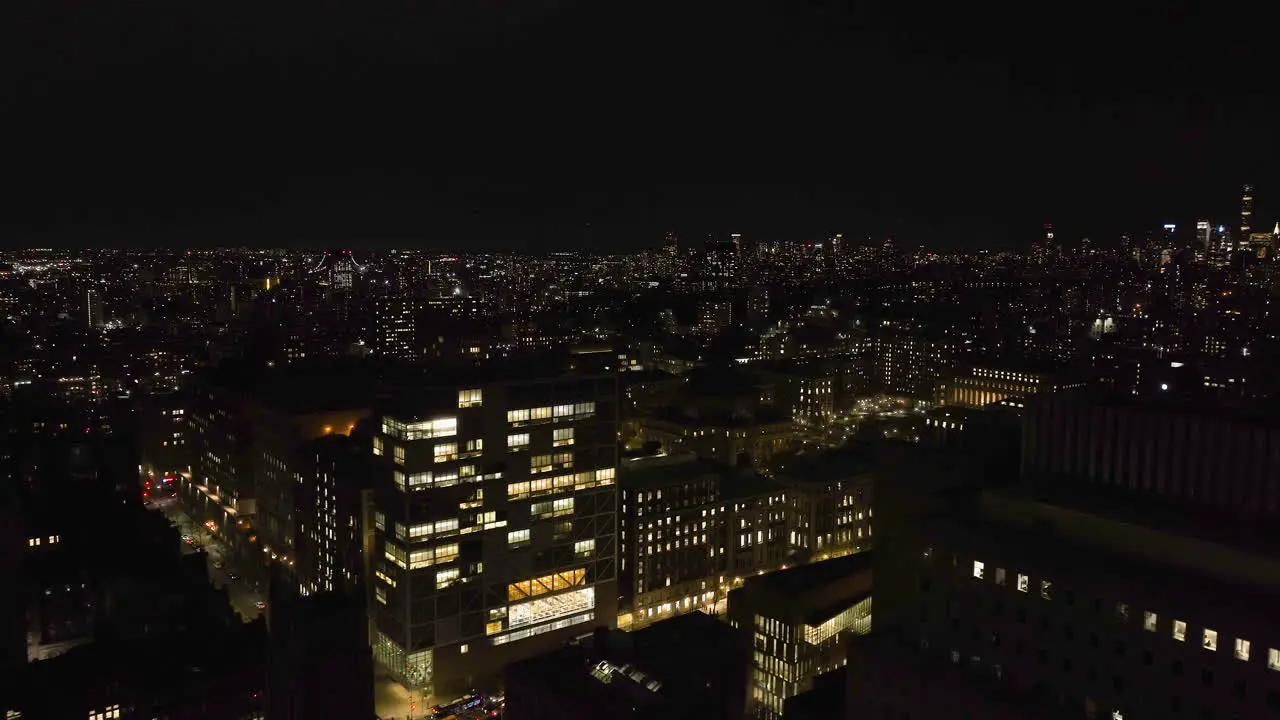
[856,391,1280,720]
[505,611,749,720]
[267,572,374,720]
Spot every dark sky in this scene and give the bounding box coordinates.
[6,0,1277,250]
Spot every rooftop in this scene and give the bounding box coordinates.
[745,551,872,597]
[773,443,876,484]
[733,552,874,624]
[930,487,1280,631]
[1032,387,1280,427]
[620,452,785,499]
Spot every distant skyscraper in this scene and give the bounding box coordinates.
[1031,224,1053,265]
[85,289,103,328]
[1160,224,1177,264]
[703,235,740,289]
[1196,220,1211,249]
[1193,220,1211,264]
[1241,183,1254,240]
[1210,224,1233,267]
[374,297,423,360]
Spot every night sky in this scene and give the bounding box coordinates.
[7,0,1277,250]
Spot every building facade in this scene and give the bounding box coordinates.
[617,454,790,630]
[727,554,873,720]
[369,372,619,696]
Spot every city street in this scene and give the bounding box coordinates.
[147,497,443,719]
[373,668,425,720]
[148,497,265,622]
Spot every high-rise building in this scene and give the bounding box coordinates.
[1160,223,1177,264]
[85,289,103,329]
[1210,224,1233,267]
[293,434,372,598]
[1031,223,1054,266]
[374,297,423,359]
[1241,183,1255,240]
[183,362,372,588]
[704,235,741,289]
[369,368,618,697]
[1195,220,1211,263]
[695,299,734,336]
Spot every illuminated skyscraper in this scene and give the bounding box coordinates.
[1210,224,1233,267]
[703,234,740,289]
[1195,220,1211,258]
[85,289,103,329]
[370,371,618,696]
[1241,184,1254,240]
[1031,223,1054,265]
[374,297,423,360]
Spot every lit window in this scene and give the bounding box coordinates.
[1236,638,1251,661]
[1016,574,1029,592]
[994,567,1006,585]
[575,539,595,557]
[1143,611,1157,632]
[1269,648,1280,671]
[1203,629,1218,651]
[436,568,460,589]
[393,444,405,465]
[458,389,482,408]
[972,560,985,580]
[1039,580,1052,600]
[553,428,574,447]
[460,643,470,654]
[373,436,384,456]
[507,409,530,424]
[1173,620,1187,642]
[434,443,458,462]
[507,433,530,449]
[508,529,531,547]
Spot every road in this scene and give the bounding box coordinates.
[147,497,266,622]
[374,667,435,720]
